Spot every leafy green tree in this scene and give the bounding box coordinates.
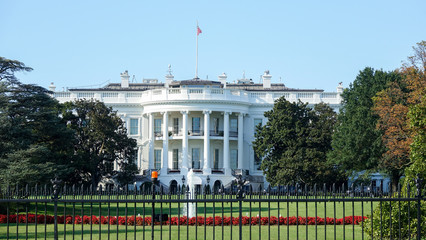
[0,57,74,188]
[253,98,344,186]
[328,68,401,177]
[363,42,426,240]
[0,56,33,83]
[62,99,138,187]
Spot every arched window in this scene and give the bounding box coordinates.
[213,180,222,194]
[169,180,178,194]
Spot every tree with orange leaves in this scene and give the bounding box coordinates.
[373,41,426,190]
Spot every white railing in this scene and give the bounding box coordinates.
[188,89,203,94]
[168,89,181,94]
[126,92,142,98]
[211,89,223,94]
[102,92,118,98]
[53,88,341,105]
[321,93,337,98]
[77,92,94,98]
[54,92,71,98]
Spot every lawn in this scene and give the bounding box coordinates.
[11,195,378,219]
[0,224,366,240]
[2,195,377,239]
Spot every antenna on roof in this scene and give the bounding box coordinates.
[132,75,136,83]
[167,64,173,76]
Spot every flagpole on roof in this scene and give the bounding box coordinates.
[195,21,202,79]
[195,21,198,79]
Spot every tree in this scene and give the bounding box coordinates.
[327,68,401,177]
[253,98,344,186]
[0,56,33,84]
[372,41,426,189]
[363,42,426,240]
[62,99,138,187]
[0,57,74,188]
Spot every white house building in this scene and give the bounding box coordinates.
[51,70,344,192]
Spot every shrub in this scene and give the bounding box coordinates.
[363,195,426,239]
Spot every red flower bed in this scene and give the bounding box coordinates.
[0,214,367,226]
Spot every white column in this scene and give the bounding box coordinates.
[181,110,189,174]
[138,146,142,173]
[161,111,169,174]
[223,111,231,175]
[203,110,211,174]
[138,117,142,136]
[238,113,244,170]
[125,117,130,134]
[148,113,154,170]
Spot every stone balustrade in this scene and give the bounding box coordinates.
[53,88,341,105]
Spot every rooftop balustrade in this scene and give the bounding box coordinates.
[53,88,342,106]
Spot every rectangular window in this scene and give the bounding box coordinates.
[213,118,220,133]
[192,117,200,133]
[154,149,162,169]
[173,118,179,134]
[192,148,200,169]
[230,118,238,137]
[130,119,139,135]
[173,149,179,169]
[154,119,162,135]
[230,149,238,169]
[213,149,220,169]
[230,118,238,131]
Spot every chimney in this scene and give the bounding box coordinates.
[48,82,56,92]
[120,70,130,88]
[218,73,227,88]
[165,64,174,88]
[337,82,344,94]
[262,70,271,89]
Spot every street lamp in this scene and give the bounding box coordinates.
[181,175,186,194]
[206,175,210,194]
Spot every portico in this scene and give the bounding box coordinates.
[144,109,247,178]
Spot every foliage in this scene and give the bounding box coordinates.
[61,99,138,187]
[405,95,426,182]
[253,98,344,186]
[328,67,401,177]
[0,57,74,188]
[363,41,426,240]
[363,192,426,239]
[0,56,33,84]
[372,41,426,188]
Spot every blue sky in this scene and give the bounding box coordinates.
[1,0,425,92]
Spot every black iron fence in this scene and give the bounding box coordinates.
[0,176,424,240]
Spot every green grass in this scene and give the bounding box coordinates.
[0,224,366,240]
[12,195,377,218]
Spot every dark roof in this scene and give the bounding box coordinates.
[226,83,323,92]
[173,79,222,86]
[69,80,323,92]
[69,83,164,91]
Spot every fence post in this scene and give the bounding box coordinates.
[235,174,246,240]
[151,171,158,240]
[51,177,62,240]
[415,177,423,240]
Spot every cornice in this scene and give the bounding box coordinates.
[140,99,252,107]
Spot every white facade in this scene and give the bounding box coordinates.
[52,71,343,191]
